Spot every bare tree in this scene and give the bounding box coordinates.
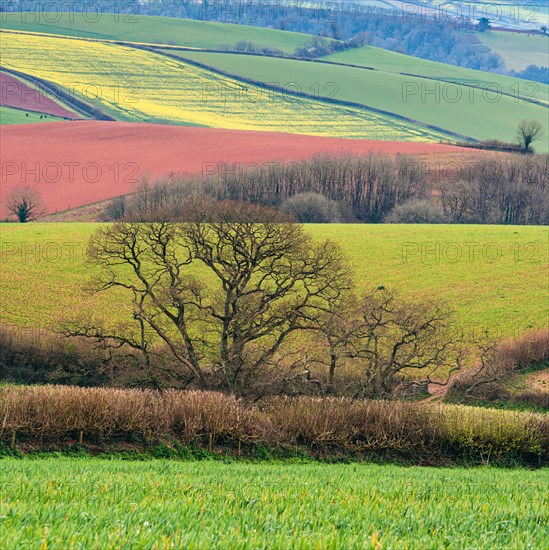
[516,120,544,152]
[3,186,45,222]
[63,202,351,394]
[313,289,467,397]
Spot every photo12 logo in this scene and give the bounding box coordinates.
[402,241,541,263]
[0,1,141,24]
[1,161,140,185]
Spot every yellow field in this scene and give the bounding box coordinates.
[1,32,448,140]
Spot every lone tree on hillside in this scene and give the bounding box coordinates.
[62,201,351,394]
[516,120,544,152]
[3,186,45,222]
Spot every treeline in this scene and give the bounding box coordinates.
[510,65,549,85]
[105,154,428,223]
[439,155,548,224]
[1,385,547,465]
[102,154,548,225]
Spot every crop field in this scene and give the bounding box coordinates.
[0,12,314,52]
[324,44,549,103]
[0,105,63,124]
[0,121,467,215]
[0,223,546,337]
[0,459,547,548]
[169,49,549,146]
[473,31,549,71]
[0,71,80,120]
[1,32,448,141]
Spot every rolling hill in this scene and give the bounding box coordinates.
[472,31,549,71]
[0,31,451,141]
[167,49,549,147]
[0,105,63,123]
[0,121,466,216]
[1,223,546,337]
[0,12,314,52]
[323,44,549,102]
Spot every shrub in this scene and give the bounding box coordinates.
[100,196,126,221]
[0,385,547,464]
[511,391,549,410]
[384,198,448,223]
[448,328,549,403]
[280,192,346,223]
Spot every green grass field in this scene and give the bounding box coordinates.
[0,223,546,337]
[169,49,549,146]
[0,105,63,124]
[0,459,547,548]
[324,44,549,102]
[473,31,549,72]
[0,13,313,53]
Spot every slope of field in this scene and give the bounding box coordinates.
[0,71,79,119]
[1,32,451,142]
[473,31,549,71]
[168,49,549,146]
[0,13,313,52]
[0,223,546,338]
[324,43,549,101]
[0,105,64,123]
[1,460,548,547]
[0,121,468,215]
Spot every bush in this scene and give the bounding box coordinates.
[1,385,547,464]
[0,327,110,386]
[384,198,447,223]
[448,328,549,403]
[280,192,347,223]
[100,196,126,221]
[511,391,549,410]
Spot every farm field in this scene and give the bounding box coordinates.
[0,121,468,215]
[0,32,450,142]
[0,71,80,119]
[0,13,314,52]
[0,223,546,337]
[169,49,549,145]
[473,31,549,71]
[323,44,549,103]
[0,105,63,124]
[1,459,547,549]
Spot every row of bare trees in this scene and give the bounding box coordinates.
[64,201,472,397]
[439,155,548,224]
[103,153,548,226]
[104,154,429,224]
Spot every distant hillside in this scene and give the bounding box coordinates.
[471,31,549,72]
[168,49,549,149]
[1,31,450,141]
[0,12,314,53]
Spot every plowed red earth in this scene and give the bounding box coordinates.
[1,121,468,215]
[0,72,78,119]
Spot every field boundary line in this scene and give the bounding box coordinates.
[141,44,476,143]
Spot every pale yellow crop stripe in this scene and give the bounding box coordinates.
[1,32,448,141]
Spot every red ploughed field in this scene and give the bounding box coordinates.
[0,72,79,120]
[1,121,467,216]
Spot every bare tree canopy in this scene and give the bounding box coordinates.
[516,120,544,152]
[313,289,467,397]
[3,186,45,222]
[63,202,351,394]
